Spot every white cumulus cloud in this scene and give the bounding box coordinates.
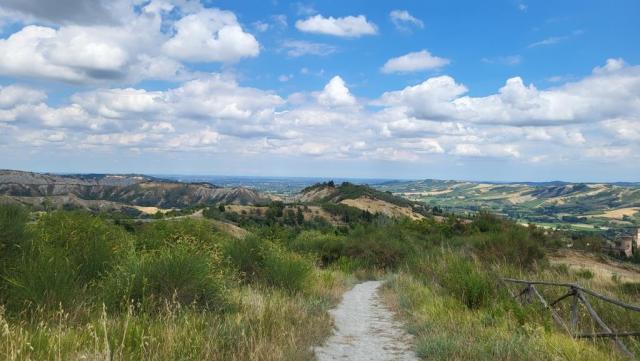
[295,14,377,37]
[162,8,259,63]
[316,76,356,107]
[379,59,640,126]
[389,10,424,31]
[382,50,450,74]
[0,2,259,83]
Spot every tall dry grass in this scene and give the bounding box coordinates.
[0,269,350,361]
[383,272,624,361]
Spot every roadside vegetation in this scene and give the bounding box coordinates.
[0,204,349,360]
[1,200,639,360]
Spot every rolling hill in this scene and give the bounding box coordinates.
[294,181,428,220]
[375,179,640,231]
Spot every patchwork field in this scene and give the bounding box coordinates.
[375,180,640,232]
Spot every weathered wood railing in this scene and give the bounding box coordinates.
[500,278,640,359]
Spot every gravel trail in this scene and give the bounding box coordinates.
[315,280,419,361]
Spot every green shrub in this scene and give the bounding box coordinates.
[225,235,312,292]
[472,211,503,233]
[321,203,374,224]
[3,211,134,311]
[552,263,570,275]
[575,269,594,279]
[331,257,369,273]
[103,245,228,310]
[33,211,134,281]
[261,244,312,293]
[289,230,346,265]
[345,224,415,269]
[465,212,547,268]
[620,282,640,295]
[0,203,30,266]
[3,246,80,311]
[225,235,264,282]
[134,219,222,251]
[472,226,545,268]
[441,257,494,309]
[291,222,421,270]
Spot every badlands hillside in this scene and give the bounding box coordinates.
[0,170,273,213]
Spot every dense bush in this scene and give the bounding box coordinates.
[469,214,545,268]
[289,231,347,265]
[34,212,134,280]
[345,224,415,268]
[261,243,312,292]
[0,204,30,268]
[405,250,495,310]
[103,244,229,310]
[225,235,264,282]
[575,269,594,279]
[225,235,312,293]
[290,220,426,270]
[3,245,81,311]
[3,211,134,311]
[441,257,494,309]
[133,218,222,251]
[620,282,640,296]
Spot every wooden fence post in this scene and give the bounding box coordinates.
[570,287,579,335]
[576,291,635,359]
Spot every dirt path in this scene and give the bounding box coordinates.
[315,281,419,361]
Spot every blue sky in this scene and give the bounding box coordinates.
[0,0,638,181]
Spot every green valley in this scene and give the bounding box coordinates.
[375,180,640,234]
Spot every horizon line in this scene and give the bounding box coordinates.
[2,168,639,185]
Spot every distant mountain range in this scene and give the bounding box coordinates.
[374,179,640,231]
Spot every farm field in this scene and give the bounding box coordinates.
[375,180,640,234]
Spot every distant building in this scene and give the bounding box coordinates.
[604,228,639,258]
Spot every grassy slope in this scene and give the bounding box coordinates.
[380,245,640,360]
[383,273,623,361]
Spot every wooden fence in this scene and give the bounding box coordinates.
[500,278,640,359]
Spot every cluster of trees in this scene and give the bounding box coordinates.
[203,202,312,228]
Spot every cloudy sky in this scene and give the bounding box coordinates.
[0,0,638,181]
